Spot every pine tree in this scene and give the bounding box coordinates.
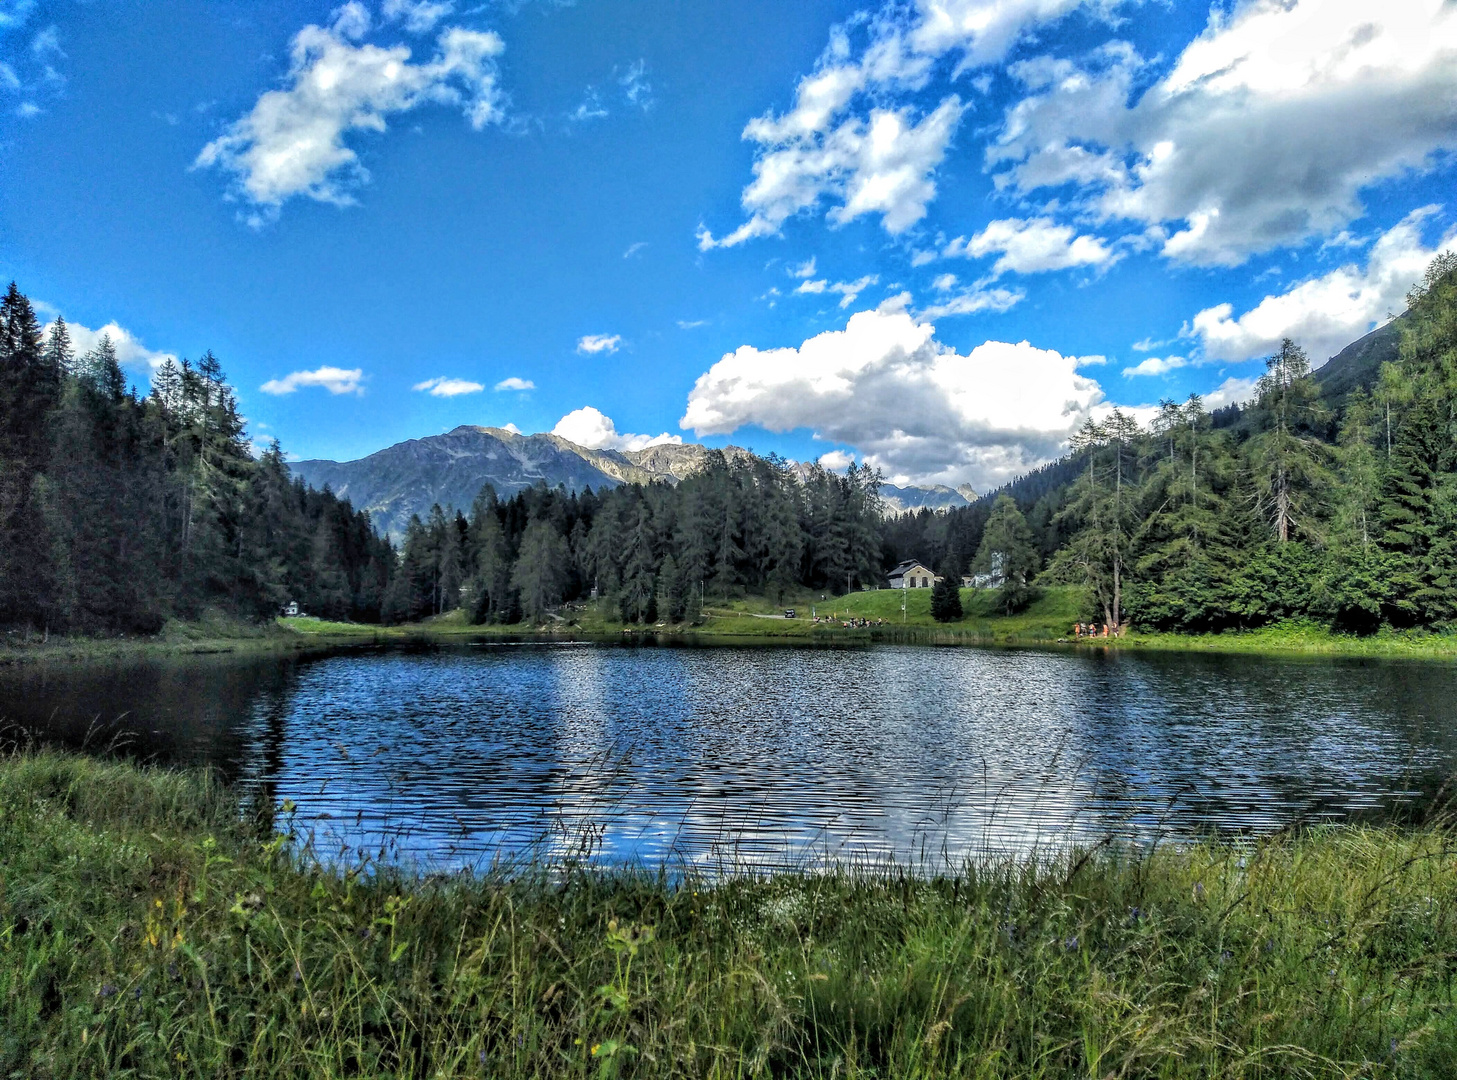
[511,519,571,622]
[929,574,963,622]
[972,494,1037,614]
[1247,339,1329,544]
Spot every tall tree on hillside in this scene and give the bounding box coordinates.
[1247,339,1329,544]
[512,518,571,622]
[972,494,1038,614]
[1049,411,1140,630]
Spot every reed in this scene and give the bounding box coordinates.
[2,750,1455,1078]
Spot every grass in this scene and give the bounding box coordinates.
[8,589,1457,666]
[3,750,1456,1078]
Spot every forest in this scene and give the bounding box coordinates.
[0,284,393,634]
[1,250,1453,637]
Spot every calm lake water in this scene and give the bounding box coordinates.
[4,642,1456,871]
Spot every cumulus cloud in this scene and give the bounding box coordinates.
[698,93,964,248]
[680,303,1111,488]
[576,333,622,355]
[194,16,505,218]
[697,0,1128,249]
[795,274,880,308]
[1204,376,1259,410]
[909,0,1103,69]
[382,0,455,34]
[945,215,1116,275]
[551,406,682,453]
[1187,206,1457,364]
[989,0,1457,265]
[494,376,535,391]
[1121,355,1187,377]
[413,375,485,396]
[818,449,856,471]
[46,319,178,373]
[259,366,365,395]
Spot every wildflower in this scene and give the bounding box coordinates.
[99,983,117,999]
[1063,935,1078,951]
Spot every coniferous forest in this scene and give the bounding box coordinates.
[2,251,1454,638]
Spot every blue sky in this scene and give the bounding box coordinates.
[2,0,1456,489]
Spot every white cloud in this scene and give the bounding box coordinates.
[382,0,455,34]
[576,333,622,355]
[677,319,709,330]
[1204,376,1259,410]
[680,303,1111,488]
[494,376,535,391]
[46,318,178,373]
[623,241,647,258]
[788,257,817,278]
[909,0,1103,70]
[915,283,1024,319]
[819,449,856,471]
[194,18,505,217]
[697,1,1125,249]
[795,274,879,308]
[990,0,1457,265]
[1121,354,1187,377]
[619,59,652,109]
[413,375,485,396]
[260,366,365,395]
[552,406,682,453]
[699,94,964,248]
[569,87,608,123]
[1188,206,1457,364]
[945,215,1115,275]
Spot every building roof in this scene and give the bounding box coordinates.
[889,560,931,575]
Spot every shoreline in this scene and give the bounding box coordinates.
[3,750,1454,1077]
[4,594,1455,667]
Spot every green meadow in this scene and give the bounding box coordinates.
[3,751,1455,1078]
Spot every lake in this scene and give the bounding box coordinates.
[4,642,1455,871]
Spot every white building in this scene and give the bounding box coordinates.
[888,560,938,589]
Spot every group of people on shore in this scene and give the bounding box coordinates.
[813,615,886,628]
[1072,622,1116,638]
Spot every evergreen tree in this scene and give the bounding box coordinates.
[929,574,963,622]
[511,519,571,622]
[1247,339,1329,544]
[972,494,1038,614]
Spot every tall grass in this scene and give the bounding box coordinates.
[2,750,1455,1078]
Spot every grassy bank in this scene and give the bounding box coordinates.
[3,751,1456,1078]
[9,587,1457,665]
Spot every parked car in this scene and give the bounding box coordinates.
[784,609,796,618]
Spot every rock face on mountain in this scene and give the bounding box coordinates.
[289,426,758,537]
[878,483,976,515]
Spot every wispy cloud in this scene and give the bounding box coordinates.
[260,366,365,395]
[795,274,879,308]
[677,319,709,330]
[623,241,648,258]
[494,376,535,391]
[619,59,652,110]
[413,375,485,396]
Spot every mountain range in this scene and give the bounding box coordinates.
[289,427,979,537]
[289,318,1398,539]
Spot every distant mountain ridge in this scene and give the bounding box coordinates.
[290,425,974,537]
